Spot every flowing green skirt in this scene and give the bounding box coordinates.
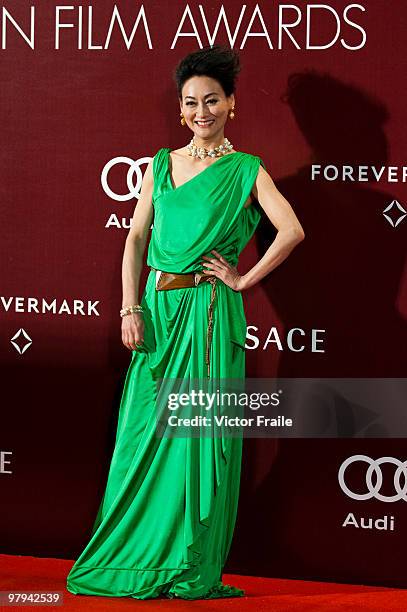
[66,271,247,599]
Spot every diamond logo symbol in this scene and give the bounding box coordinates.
[11,328,33,354]
[382,200,407,227]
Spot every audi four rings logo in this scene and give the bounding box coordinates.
[101,156,152,201]
[338,455,407,502]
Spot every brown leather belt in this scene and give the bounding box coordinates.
[150,267,217,377]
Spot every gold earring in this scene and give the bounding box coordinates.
[180,112,186,126]
[229,106,235,120]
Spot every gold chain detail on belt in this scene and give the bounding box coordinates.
[205,276,217,378]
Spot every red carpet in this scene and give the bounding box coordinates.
[1,554,406,611]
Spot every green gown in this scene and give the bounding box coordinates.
[66,147,265,600]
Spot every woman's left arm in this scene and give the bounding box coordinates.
[202,165,305,291]
[238,164,305,290]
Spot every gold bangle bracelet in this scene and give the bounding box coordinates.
[120,304,144,317]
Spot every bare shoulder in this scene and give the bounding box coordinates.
[135,154,155,198]
[142,155,154,181]
[251,155,273,181]
[249,158,278,203]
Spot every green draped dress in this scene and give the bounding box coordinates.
[66,147,265,600]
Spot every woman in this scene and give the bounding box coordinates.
[66,45,304,600]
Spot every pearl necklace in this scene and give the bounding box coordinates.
[186,137,234,160]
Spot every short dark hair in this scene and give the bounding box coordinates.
[173,45,241,99]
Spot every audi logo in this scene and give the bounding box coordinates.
[338,455,407,502]
[101,156,152,202]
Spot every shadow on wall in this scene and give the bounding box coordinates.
[229,71,407,578]
[252,69,406,379]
